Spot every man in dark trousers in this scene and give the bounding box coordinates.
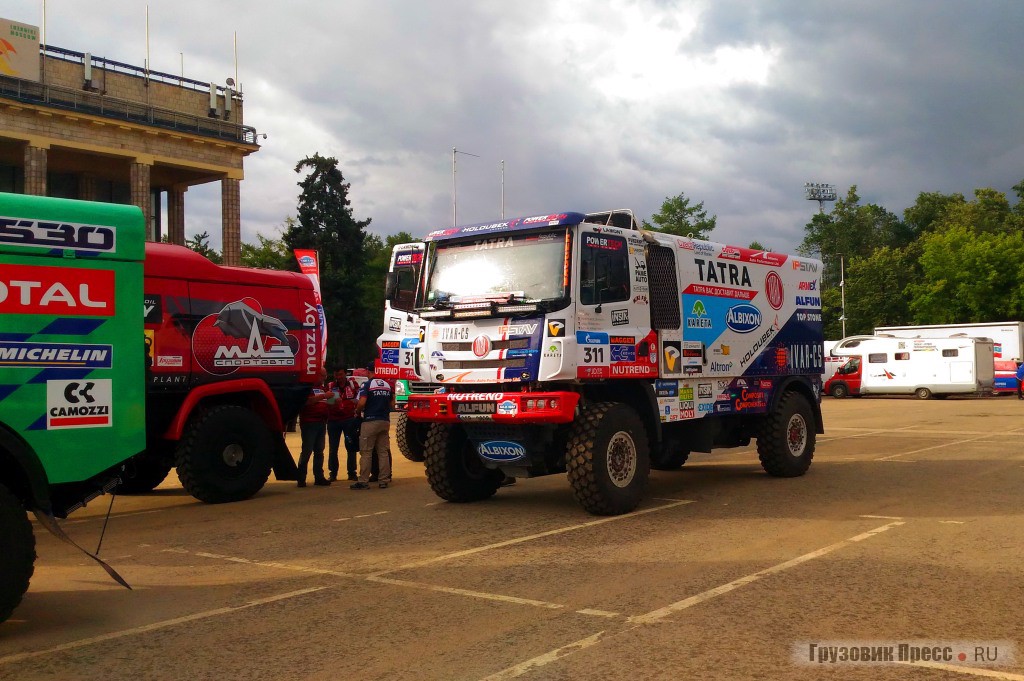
[327,366,362,481]
[297,368,331,487]
[1015,361,1024,400]
[351,363,394,490]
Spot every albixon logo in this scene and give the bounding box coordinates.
[478,440,526,462]
[726,304,762,333]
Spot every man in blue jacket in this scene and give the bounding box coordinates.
[351,363,395,489]
[1015,361,1024,400]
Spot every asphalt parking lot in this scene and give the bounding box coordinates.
[3,396,1024,680]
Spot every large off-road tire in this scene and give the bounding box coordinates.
[757,391,816,478]
[566,402,650,515]
[830,382,849,398]
[116,451,173,494]
[0,483,35,623]
[176,405,274,503]
[396,412,428,463]
[424,424,503,502]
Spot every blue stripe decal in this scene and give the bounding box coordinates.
[25,414,47,431]
[27,368,93,384]
[0,385,18,402]
[0,333,34,342]
[37,318,107,336]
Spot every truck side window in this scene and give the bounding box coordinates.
[895,352,910,360]
[868,353,887,363]
[942,349,958,357]
[579,233,629,306]
[392,267,418,311]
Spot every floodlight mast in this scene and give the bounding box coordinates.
[804,182,837,214]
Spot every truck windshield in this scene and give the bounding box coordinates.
[424,230,567,305]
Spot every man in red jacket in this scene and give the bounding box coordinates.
[327,366,362,481]
[297,368,332,487]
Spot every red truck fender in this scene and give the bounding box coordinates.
[162,378,285,440]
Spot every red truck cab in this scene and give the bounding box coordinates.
[824,356,862,397]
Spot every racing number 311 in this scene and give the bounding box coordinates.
[583,346,605,363]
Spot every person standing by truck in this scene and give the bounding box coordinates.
[297,369,332,487]
[1015,361,1024,400]
[351,364,394,490]
[327,366,361,481]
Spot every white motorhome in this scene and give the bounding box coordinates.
[875,322,1024,363]
[826,335,994,399]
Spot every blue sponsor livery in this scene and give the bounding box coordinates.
[576,331,609,345]
[0,341,112,368]
[400,337,420,348]
[478,440,526,462]
[725,304,762,334]
[381,349,400,364]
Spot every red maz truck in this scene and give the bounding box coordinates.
[123,243,321,502]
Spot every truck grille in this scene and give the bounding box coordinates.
[441,358,527,370]
[440,338,530,351]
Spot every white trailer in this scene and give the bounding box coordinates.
[875,322,1024,363]
[830,335,994,399]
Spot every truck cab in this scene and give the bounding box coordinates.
[824,356,862,397]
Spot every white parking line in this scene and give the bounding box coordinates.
[876,434,992,460]
[479,521,904,679]
[631,521,904,624]
[365,575,566,611]
[898,660,1024,680]
[374,499,694,576]
[480,631,612,681]
[0,587,326,666]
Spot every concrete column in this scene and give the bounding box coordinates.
[79,174,100,201]
[221,177,241,266]
[130,162,153,240]
[168,184,187,246]
[24,145,47,196]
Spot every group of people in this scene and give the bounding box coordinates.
[296,364,394,490]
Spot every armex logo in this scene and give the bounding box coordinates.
[478,440,526,462]
[726,304,762,333]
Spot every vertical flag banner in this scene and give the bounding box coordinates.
[294,249,327,365]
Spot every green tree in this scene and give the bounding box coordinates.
[184,231,221,263]
[642,192,716,239]
[799,186,908,262]
[284,154,372,367]
[240,225,293,270]
[842,245,919,336]
[360,231,418,338]
[748,240,768,251]
[903,191,964,236]
[908,224,1024,323]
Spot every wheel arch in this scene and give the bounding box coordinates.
[0,424,51,513]
[163,379,286,441]
[580,381,661,446]
[770,376,823,434]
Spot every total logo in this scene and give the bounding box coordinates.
[478,440,526,462]
[0,264,115,316]
[726,304,762,333]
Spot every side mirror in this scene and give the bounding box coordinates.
[384,272,398,300]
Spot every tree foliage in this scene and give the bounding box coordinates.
[643,192,716,240]
[803,182,1024,339]
[283,153,373,367]
[184,231,221,263]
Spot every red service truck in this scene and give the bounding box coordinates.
[377,210,825,515]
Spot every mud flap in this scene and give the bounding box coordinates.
[32,509,132,590]
[271,432,298,481]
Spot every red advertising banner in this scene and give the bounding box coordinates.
[294,249,327,364]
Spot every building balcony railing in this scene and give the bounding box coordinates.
[0,72,259,146]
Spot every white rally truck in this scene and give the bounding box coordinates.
[377,210,824,515]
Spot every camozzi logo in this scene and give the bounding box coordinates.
[192,299,299,375]
[726,304,762,333]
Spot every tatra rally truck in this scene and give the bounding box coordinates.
[378,210,825,515]
[0,192,320,622]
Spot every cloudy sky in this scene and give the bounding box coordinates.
[8,0,1024,252]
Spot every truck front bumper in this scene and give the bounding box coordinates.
[406,391,580,424]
